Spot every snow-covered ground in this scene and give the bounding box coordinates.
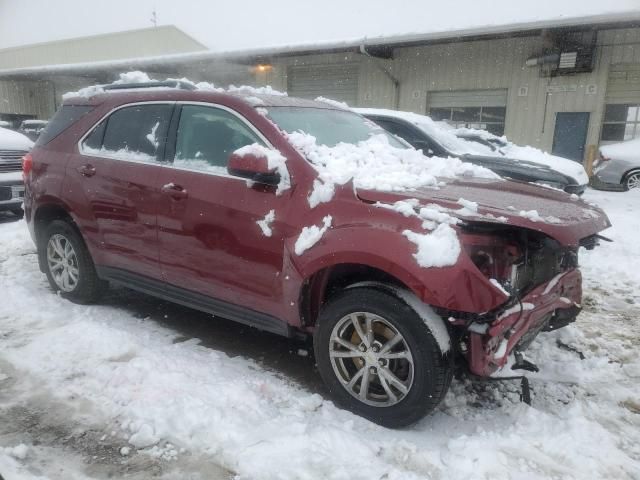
[1,188,639,480]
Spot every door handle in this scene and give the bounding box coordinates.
[161,182,188,200]
[78,164,96,177]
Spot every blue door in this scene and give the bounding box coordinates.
[552,112,590,162]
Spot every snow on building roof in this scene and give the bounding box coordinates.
[0,0,639,77]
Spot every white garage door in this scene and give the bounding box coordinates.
[427,89,508,135]
[606,64,640,104]
[287,64,359,105]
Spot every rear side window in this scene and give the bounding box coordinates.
[82,104,173,162]
[35,105,94,146]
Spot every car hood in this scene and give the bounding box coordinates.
[491,147,589,185]
[357,177,610,246]
[461,154,574,185]
[0,126,34,151]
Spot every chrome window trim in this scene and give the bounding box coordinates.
[75,100,283,183]
[76,101,176,160]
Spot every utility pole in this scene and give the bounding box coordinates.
[150,9,157,27]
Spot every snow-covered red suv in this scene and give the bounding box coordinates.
[24,78,611,427]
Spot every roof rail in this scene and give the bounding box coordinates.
[103,80,197,91]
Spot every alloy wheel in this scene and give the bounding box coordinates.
[329,312,414,407]
[626,172,640,190]
[47,234,80,292]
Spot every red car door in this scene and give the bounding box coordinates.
[65,102,174,280]
[156,103,295,324]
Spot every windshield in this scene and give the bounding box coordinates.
[456,135,500,152]
[267,107,406,148]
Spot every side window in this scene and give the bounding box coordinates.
[375,118,425,149]
[83,120,106,150]
[82,104,173,162]
[174,105,264,174]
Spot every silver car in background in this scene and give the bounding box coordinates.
[593,138,640,191]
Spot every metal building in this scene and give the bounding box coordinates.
[1,19,640,165]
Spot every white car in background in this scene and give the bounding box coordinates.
[0,126,33,217]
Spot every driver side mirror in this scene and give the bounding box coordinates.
[227,150,280,185]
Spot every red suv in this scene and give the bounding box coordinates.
[24,81,610,427]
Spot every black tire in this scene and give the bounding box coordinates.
[314,286,453,428]
[41,219,107,303]
[623,169,640,191]
[11,207,24,219]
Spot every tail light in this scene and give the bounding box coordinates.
[22,153,33,180]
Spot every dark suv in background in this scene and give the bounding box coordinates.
[24,82,610,427]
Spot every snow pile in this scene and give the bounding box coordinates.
[287,131,498,207]
[403,224,461,268]
[0,126,34,151]
[0,189,639,479]
[256,209,275,237]
[518,209,561,224]
[294,215,332,255]
[599,137,640,162]
[233,143,290,195]
[1,444,29,460]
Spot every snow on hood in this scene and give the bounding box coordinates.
[286,131,500,207]
[355,108,589,185]
[599,138,640,162]
[358,179,611,245]
[452,126,589,185]
[0,127,33,151]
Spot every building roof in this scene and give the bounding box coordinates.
[0,1,639,78]
[0,25,207,72]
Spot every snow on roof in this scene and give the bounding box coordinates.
[63,71,285,100]
[600,138,640,162]
[1,1,639,77]
[62,71,335,110]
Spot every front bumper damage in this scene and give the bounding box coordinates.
[465,268,582,377]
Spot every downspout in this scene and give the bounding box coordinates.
[359,44,400,109]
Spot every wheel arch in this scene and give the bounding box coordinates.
[622,167,640,186]
[297,260,422,329]
[33,200,80,272]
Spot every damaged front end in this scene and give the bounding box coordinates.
[451,223,604,377]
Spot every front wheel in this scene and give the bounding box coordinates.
[41,219,107,303]
[623,170,640,191]
[314,286,452,428]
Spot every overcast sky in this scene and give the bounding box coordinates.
[1,0,639,52]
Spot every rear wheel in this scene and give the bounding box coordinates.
[623,170,640,191]
[314,286,452,428]
[41,220,106,303]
